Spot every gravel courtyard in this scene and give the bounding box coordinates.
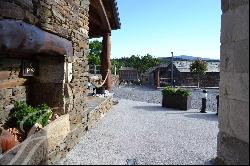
[61,99,218,165]
[112,85,219,112]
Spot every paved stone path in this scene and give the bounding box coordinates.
[61,99,218,165]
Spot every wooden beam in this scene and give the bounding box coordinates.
[91,0,111,32]
[89,13,103,29]
[0,78,27,90]
[0,20,74,62]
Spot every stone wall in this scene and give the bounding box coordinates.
[0,0,90,130]
[28,56,66,115]
[48,97,114,165]
[0,57,28,126]
[217,0,249,165]
[1,0,91,163]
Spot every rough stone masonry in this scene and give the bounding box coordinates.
[0,0,90,128]
[218,0,249,165]
[0,0,91,164]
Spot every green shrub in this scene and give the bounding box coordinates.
[176,89,191,97]
[162,86,176,95]
[10,101,52,132]
[162,87,191,97]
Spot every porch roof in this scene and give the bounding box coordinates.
[89,0,121,38]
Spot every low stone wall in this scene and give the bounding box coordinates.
[87,97,113,130]
[48,97,114,165]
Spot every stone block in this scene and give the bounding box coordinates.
[12,86,26,96]
[220,72,249,102]
[228,100,249,143]
[37,7,52,18]
[219,97,249,142]
[229,0,249,11]
[221,0,229,13]
[217,131,249,165]
[41,114,70,153]
[233,39,249,73]
[220,39,249,73]
[0,1,25,20]
[36,56,65,84]
[220,43,235,72]
[221,4,249,43]
[0,88,12,99]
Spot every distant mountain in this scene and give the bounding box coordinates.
[158,55,220,62]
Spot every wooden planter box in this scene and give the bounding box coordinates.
[162,94,191,110]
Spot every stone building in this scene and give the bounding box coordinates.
[149,61,220,88]
[0,0,120,164]
[217,0,249,165]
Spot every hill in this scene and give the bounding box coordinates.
[158,55,220,63]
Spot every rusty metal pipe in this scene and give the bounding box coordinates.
[0,19,73,62]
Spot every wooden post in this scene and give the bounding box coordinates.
[101,33,112,92]
[94,65,97,74]
[156,69,160,88]
[114,65,117,76]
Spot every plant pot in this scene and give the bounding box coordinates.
[96,87,105,94]
[162,94,191,110]
[0,128,19,153]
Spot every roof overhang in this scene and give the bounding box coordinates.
[89,0,121,38]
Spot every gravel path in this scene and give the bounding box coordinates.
[61,99,218,165]
[112,85,219,112]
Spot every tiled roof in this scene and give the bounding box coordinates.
[148,61,220,73]
[173,61,220,72]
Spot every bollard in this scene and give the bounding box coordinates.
[216,95,219,115]
[200,90,207,113]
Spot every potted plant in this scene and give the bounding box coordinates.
[162,86,191,110]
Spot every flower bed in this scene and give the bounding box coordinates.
[0,114,70,165]
[0,101,70,164]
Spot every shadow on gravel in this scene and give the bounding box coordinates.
[204,158,216,165]
[184,113,218,121]
[133,106,166,112]
[133,106,199,113]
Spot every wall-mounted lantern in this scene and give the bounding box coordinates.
[22,59,37,77]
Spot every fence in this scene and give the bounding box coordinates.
[89,65,117,75]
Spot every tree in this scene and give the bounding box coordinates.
[140,54,160,74]
[190,58,208,88]
[111,54,160,76]
[88,40,102,65]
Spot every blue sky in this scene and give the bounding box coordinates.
[110,0,222,59]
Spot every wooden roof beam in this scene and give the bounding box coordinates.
[92,0,111,33]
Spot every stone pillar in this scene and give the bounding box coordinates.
[217,0,249,165]
[101,33,112,92]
